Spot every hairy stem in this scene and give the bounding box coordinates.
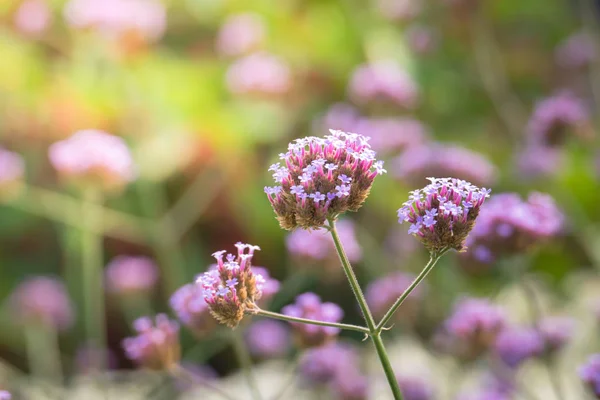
[376,249,448,332]
[252,308,370,334]
[231,330,263,400]
[328,218,404,400]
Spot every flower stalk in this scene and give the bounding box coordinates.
[250,308,370,334]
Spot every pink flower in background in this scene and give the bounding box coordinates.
[216,13,266,57]
[392,143,497,187]
[48,129,136,191]
[122,314,180,370]
[376,0,421,21]
[396,375,434,400]
[515,145,563,180]
[10,277,74,331]
[14,0,52,36]
[0,391,10,400]
[286,219,362,262]
[170,283,214,337]
[354,117,429,154]
[538,316,575,353]
[251,266,280,304]
[0,147,24,185]
[317,103,362,133]
[105,256,159,294]
[366,271,424,319]
[494,327,544,368]
[226,52,292,96]
[405,25,438,55]
[64,0,166,42]
[349,61,419,109]
[245,319,291,358]
[555,32,595,70]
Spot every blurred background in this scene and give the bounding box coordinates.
[0,0,600,398]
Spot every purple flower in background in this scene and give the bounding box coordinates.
[10,276,74,331]
[396,375,434,400]
[64,0,166,42]
[579,354,600,398]
[392,143,497,187]
[462,192,563,267]
[515,145,563,180]
[405,24,438,55]
[330,370,369,400]
[457,388,511,400]
[216,13,266,57]
[105,255,159,294]
[366,271,424,320]
[122,314,180,370]
[198,243,265,328]
[348,61,419,109]
[286,219,362,266]
[0,147,24,195]
[317,103,362,133]
[48,130,136,192]
[494,327,543,368]
[299,342,360,384]
[376,0,421,21]
[170,283,215,337]
[249,266,280,306]
[538,316,575,353]
[555,32,595,70]
[226,52,291,96]
[354,117,429,154]
[398,177,490,252]
[527,92,590,147]
[245,320,291,359]
[266,130,385,230]
[0,391,10,400]
[282,292,344,347]
[14,0,51,36]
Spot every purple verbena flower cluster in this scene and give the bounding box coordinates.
[397,177,490,252]
[10,277,74,331]
[265,130,386,230]
[170,283,215,337]
[245,319,291,359]
[579,354,600,398]
[122,314,180,370]
[365,271,424,320]
[494,327,544,368]
[197,243,265,328]
[282,292,344,347]
[463,192,563,265]
[392,144,497,187]
[105,255,159,294]
[48,130,136,192]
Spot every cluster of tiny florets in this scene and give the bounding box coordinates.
[397,177,490,252]
[197,243,265,328]
[265,130,386,230]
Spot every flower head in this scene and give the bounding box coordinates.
[197,243,265,328]
[105,256,159,294]
[10,277,74,331]
[122,314,180,370]
[245,320,291,359]
[48,130,136,192]
[397,177,490,252]
[282,292,344,347]
[216,13,265,57]
[494,327,544,368]
[579,354,600,398]
[266,130,385,230]
[170,283,215,337]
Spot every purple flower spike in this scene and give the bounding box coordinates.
[170,284,215,337]
[282,292,344,348]
[462,192,563,267]
[527,92,590,147]
[366,271,424,320]
[396,375,434,400]
[48,129,136,192]
[494,327,544,368]
[197,243,266,328]
[105,256,159,295]
[266,130,385,230]
[216,13,265,57]
[122,314,180,370]
[10,276,74,331]
[538,316,575,353]
[245,320,291,359]
[397,177,490,252]
[579,354,600,398]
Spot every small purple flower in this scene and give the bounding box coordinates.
[406,24,438,55]
[494,327,544,368]
[538,316,575,353]
[105,256,159,294]
[398,177,490,252]
[122,314,180,370]
[170,284,215,337]
[48,129,136,192]
[290,185,304,195]
[338,174,352,184]
[335,185,350,198]
[225,278,238,288]
[0,391,10,400]
[444,298,506,351]
[579,354,600,398]
[310,191,326,204]
[555,32,595,70]
[10,276,74,331]
[225,52,291,96]
[282,292,344,347]
[325,163,338,171]
[215,13,266,57]
[245,320,291,359]
[299,342,360,385]
[396,375,434,400]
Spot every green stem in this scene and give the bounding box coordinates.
[81,188,106,370]
[231,330,263,400]
[376,250,448,332]
[328,218,404,400]
[251,308,369,334]
[24,323,63,383]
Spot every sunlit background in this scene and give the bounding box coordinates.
[1,0,600,398]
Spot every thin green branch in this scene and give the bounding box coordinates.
[251,308,370,334]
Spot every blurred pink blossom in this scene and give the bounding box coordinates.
[105,256,159,294]
[14,0,52,36]
[216,13,266,57]
[226,52,292,96]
